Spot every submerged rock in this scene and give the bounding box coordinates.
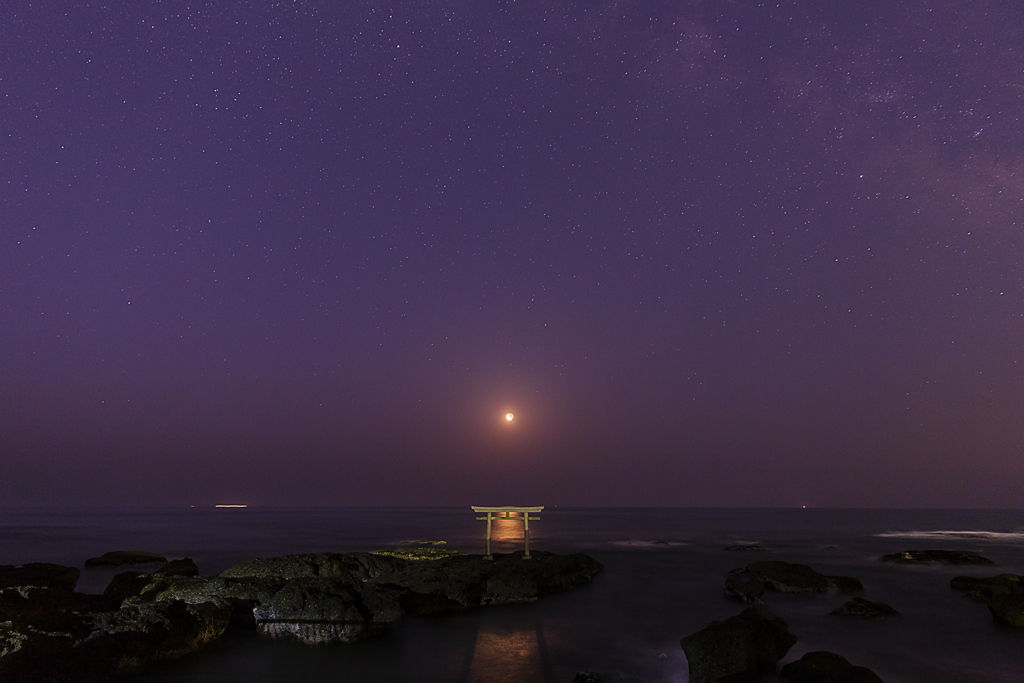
[780,651,884,682]
[724,569,766,604]
[679,605,797,683]
[829,597,899,618]
[85,551,168,568]
[734,562,861,594]
[879,550,995,565]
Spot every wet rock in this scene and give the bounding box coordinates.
[157,558,199,577]
[780,651,884,683]
[725,545,765,551]
[85,551,168,567]
[679,605,797,683]
[879,550,995,565]
[829,597,899,618]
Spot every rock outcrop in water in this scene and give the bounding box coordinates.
[879,550,995,565]
[0,550,602,681]
[950,573,1024,628]
[679,605,797,683]
[725,561,862,598]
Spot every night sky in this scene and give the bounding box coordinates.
[2,1,1022,508]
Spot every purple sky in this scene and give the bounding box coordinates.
[2,1,1022,508]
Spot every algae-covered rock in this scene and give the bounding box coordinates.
[679,605,797,683]
[950,572,1024,629]
[85,551,168,568]
[879,550,995,565]
[986,593,1024,629]
[950,574,1023,600]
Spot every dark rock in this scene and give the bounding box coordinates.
[573,672,602,682]
[85,551,168,567]
[780,651,884,683]
[725,545,765,551]
[679,605,797,683]
[157,558,199,577]
[745,561,830,593]
[780,651,852,683]
[829,597,899,618]
[879,550,995,565]
[724,570,766,604]
[0,563,80,592]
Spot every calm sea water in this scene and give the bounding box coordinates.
[2,507,1022,682]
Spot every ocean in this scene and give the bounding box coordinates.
[2,507,1022,682]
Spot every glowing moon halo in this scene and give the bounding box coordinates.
[505,412,515,422]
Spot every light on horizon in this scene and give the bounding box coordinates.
[215,504,247,508]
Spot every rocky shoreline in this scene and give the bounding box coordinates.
[0,549,602,682]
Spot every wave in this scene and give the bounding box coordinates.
[875,530,1024,541]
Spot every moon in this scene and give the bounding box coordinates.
[505,412,515,422]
